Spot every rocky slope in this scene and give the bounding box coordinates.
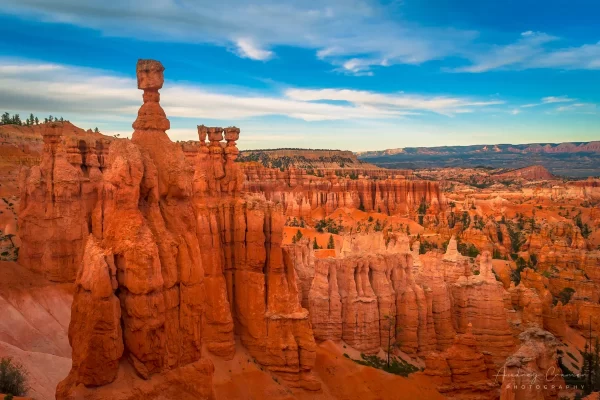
[0,261,72,400]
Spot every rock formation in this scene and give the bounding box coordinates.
[452,252,516,366]
[240,165,446,220]
[286,232,482,359]
[18,123,90,282]
[423,323,497,399]
[237,148,380,170]
[56,59,319,398]
[499,329,564,400]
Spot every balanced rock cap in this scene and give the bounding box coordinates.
[136,59,165,90]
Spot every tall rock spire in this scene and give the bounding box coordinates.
[133,59,169,132]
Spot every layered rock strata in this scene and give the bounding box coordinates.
[241,165,446,219]
[56,59,319,398]
[287,233,458,356]
[18,123,97,282]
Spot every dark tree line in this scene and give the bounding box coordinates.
[1,112,101,133]
[1,112,67,126]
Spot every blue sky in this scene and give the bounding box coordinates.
[0,0,598,150]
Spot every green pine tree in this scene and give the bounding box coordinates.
[327,234,335,249]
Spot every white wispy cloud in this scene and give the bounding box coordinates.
[541,96,575,104]
[234,38,273,61]
[0,58,505,130]
[556,103,597,113]
[519,95,577,108]
[452,31,558,73]
[453,31,600,73]
[0,0,476,75]
[2,1,599,74]
[284,88,503,115]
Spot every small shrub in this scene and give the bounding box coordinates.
[0,357,28,397]
[374,219,383,232]
[349,353,419,377]
[542,270,553,278]
[556,287,576,305]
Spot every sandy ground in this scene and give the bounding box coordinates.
[210,340,444,400]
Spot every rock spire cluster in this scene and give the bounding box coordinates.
[14,59,568,400]
[54,60,319,398]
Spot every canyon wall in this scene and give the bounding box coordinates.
[241,165,445,220]
[285,232,571,398]
[16,60,321,398]
[287,234,519,363]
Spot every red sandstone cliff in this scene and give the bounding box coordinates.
[241,165,445,220]
[33,60,321,398]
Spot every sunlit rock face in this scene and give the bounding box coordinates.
[239,164,446,221]
[56,59,320,399]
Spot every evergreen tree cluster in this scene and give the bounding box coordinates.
[0,112,101,133]
[315,218,343,234]
[0,112,69,126]
[291,229,303,244]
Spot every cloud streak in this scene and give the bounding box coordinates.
[520,95,578,109]
[2,1,599,74]
[0,58,505,133]
[234,38,274,61]
[0,0,476,75]
[453,32,600,73]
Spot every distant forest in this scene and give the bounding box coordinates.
[1,112,67,126]
[0,112,99,133]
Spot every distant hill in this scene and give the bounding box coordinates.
[238,148,379,170]
[491,165,554,180]
[356,148,404,158]
[357,141,600,178]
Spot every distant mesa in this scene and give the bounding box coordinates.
[491,165,554,181]
[357,142,600,177]
[357,141,600,158]
[237,148,377,170]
